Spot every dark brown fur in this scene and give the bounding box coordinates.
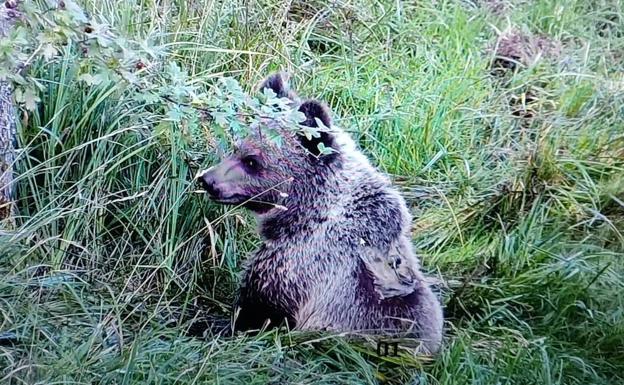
[199,73,443,354]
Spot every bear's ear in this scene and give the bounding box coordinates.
[298,99,331,129]
[297,99,338,160]
[258,72,298,100]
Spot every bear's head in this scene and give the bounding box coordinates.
[198,72,343,214]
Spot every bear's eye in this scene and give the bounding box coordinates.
[241,156,262,172]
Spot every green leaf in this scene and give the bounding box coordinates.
[213,112,228,127]
[166,106,184,122]
[262,87,277,100]
[120,70,139,84]
[136,92,161,104]
[154,121,172,143]
[63,0,89,23]
[314,117,330,131]
[0,67,12,82]
[167,61,186,84]
[288,110,307,124]
[23,87,41,111]
[301,126,320,140]
[267,128,283,147]
[316,142,335,156]
[221,77,243,96]
[42,44,58,61]
[78,73,103,86]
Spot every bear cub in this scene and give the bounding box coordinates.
[199,73,443,354]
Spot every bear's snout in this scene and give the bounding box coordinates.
[197,165,248,204]
[198,169,220,197]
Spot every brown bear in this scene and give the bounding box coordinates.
[199,73,443,354]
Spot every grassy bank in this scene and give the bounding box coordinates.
[1,0,623,383]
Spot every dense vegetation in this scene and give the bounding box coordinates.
[1,0,623,383]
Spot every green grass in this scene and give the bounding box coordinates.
[1,0,624,383]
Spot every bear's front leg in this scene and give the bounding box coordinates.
[233,287,295,332]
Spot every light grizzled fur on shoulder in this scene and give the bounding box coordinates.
[199,72,443,354]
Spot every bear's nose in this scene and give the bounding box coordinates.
[199,174,219,197]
